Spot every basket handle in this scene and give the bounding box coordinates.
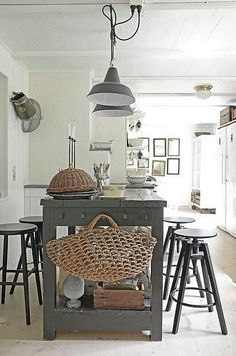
[86,214,118,230]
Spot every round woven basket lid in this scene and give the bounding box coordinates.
[47,168,97,193]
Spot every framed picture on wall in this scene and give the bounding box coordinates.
[139,137,150,153]
[152,160,165,176]
[153,138,166,157]
[168,138,180,156]
[138,158,149,169]
[167,158,180,175]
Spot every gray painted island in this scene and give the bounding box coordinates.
[41,189,167,341]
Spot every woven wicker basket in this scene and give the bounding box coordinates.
[46,214,157,282]
[47,168,96,193]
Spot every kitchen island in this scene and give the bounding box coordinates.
[41,189,167,341]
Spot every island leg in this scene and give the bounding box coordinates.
[150,207,163,341]
[43,207,56,340]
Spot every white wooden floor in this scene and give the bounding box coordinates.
[0,207,236,356]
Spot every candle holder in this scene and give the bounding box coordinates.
[63,275,84,308]
[93,163,110,195]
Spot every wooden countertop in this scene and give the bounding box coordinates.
[41,189,167,208]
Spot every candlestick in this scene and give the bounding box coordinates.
[68,136,71,168]
[73,139,76,168]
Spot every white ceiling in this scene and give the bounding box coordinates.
[1,0,236,120]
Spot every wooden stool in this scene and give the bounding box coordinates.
[0,223,42,325]
[166,228,228,335]
[163,216,195,300]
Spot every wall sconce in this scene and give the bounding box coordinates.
[11,92,42,132]
[87,4,142,117]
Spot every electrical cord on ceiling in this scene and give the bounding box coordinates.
[102,4,142,66]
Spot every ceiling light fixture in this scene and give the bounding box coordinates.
[93,104,133,117]
[87,4,142,116]
[194,84,213,100]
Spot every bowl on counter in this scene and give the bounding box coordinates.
[127,176,146,184]
[102,184,126,197]
[128,138,144,148]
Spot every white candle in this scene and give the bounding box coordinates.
[68,123,71,137]
[72,122,75,139]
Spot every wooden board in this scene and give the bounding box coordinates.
[94,289,145,310]
[220,106,236,125]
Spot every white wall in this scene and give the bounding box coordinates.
[0,43,29,267]
[0,72,8,198]
[29,71,110,184]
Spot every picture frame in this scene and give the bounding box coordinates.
[139,137,149,153]
[152,160,166,176]
[138,158,149,169]
[153,138,166,157]
[167,158,180,175]
[167,138,180,156]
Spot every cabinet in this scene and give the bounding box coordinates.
[41,190,167,341]
[217,122,236,236]
[191,135,217,212]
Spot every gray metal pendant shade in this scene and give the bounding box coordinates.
[93,104,133,117]
[87,67,135,106]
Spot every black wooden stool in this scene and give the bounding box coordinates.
[0,223,42,325]
[163,217,195,300]
[9,216,43,297]
[166,228,228,335]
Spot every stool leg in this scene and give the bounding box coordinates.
[176,239,180,253]
[202,243,228,335]
[9,256,22,295]
[30,232,42,305]
[21,233,30,325]
[9,234,31,295]
[1,235,8,304]
[163,231,176,300]
[200,258,213,312]
[163,226,172,256]
[166,242,186,311]
[192,259,205,298]
[172,243,192,334]
[38,228,44,271]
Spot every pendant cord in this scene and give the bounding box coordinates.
[102,3,142,67]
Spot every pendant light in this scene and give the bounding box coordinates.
[87,4,142,115]
[88,67,135,106]
[93,104,133,117]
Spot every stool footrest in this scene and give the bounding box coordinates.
[0,281,24,286]
[171,287,215,308]
[5,267,37,276]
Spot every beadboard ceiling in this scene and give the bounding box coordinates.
[1,0,236,113]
